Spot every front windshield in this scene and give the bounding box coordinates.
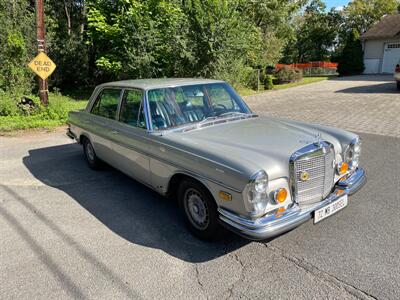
[147,82,252,130]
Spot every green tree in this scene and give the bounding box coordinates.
[46,0,89,89]
[337,30,364,76]
[343,0,398,34]
[241,0,306,67]
[0,0,35,95]
[86,0,193,81]
[183,0,261,77]
[282,0,340,63]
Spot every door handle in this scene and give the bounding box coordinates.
[111,130,119,134]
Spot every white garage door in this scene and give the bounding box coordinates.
[364,59,380,74]
[382,43,400,73]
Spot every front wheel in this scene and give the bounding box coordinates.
[397,81,400,90]
[178,179,222,240]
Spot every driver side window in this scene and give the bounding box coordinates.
[207,84,238,110]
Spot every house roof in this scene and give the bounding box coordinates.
[361,14,400,40]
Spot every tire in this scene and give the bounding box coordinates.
[82,137,101,170]
[178,178,222,241]
[397,82,400,90]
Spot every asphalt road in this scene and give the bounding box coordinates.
[0,128,399,300]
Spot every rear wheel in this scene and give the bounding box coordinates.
[178,179,222,240]
[397,81,400,90]
[82,138,101,170]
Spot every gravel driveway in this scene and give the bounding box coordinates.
[245,75,400,137]
[1,75,399,299]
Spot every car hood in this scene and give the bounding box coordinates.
[163,116,344,180]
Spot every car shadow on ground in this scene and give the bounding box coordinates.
[23,143,250,263]
[334,82,398,94]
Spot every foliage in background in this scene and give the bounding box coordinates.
[46,0,89,89]
[86,0,194,81]
[0,92,87,131]
[337,30,364,76]
[281,0,341,63]
[275,66,303,83]
[263,74,274,90]
[0,0,35,96]
[342,0,398,35]
[281,0,399,67]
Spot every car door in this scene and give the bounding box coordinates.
[87,88,123,165]
[109,88,151,185]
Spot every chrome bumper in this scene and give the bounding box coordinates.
[66,127,77,140]
[218,168,366,240]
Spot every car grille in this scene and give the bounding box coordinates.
[292,145,335,205]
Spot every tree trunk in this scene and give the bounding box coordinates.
[63,0,71,35]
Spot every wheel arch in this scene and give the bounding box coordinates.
[166,172,215,202]
[78,133,91,145]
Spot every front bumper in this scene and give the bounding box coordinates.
[218,167,366,240]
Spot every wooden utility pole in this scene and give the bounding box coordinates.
[36,0,48,105]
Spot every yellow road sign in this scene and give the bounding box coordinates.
[28,52,56,80]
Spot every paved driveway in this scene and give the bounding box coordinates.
[245,75,400,137]
[1,76,399,299]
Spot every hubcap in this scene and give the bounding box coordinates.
[86,142,95,162]
[184,188,209,230]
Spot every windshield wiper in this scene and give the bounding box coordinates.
[165,113,256,133]
[217,112,251,118]
[198,116,218,124]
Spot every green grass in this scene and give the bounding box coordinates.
[0,93,87,132]
[237,76,330,96]
[273,76,329,90]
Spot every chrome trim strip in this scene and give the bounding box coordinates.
[143,90,152,131]
[219,167,366,240]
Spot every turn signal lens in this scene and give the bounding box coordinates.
[274,188,288,203]
[336,189,345,196]
[338,162,349,175]
[219,191,232,201]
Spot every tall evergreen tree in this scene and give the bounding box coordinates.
[337,30,364,76]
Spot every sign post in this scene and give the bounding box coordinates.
[32,0,51,106]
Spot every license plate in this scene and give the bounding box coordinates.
[314,195,348,224]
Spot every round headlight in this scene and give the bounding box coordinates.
[254,172,268,193]
[344,137,361,170]
[244,170,268,216]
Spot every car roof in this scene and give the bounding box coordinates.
[97,78,226,90]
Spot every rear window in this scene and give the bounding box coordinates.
[91,89,121,119]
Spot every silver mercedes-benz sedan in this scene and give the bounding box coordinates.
[67,78,366,240]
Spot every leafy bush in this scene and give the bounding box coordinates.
[213,59,255,90]
[275,67,303,83]
[0,93,87,131]
[258,70,274,90]
[0,92,19,116]
[337,30,364,76]
[264,75,274,90]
